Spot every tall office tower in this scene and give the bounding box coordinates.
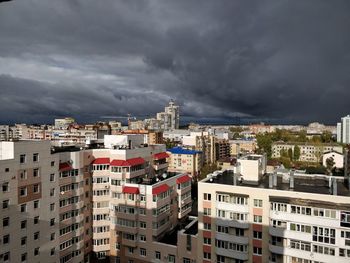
[164,100,180,130]
[198,154,350,263]
[337,115,350,144]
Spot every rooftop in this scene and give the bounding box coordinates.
[167,146,201,155]
[203,170,350,197]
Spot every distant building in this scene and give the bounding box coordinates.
[229,139,257,156]
[337,115,350,144]
[156,100,180,130]
[272,142,343,162]
[167,146,202,177]
[0,125,10,141]
[54,117,75,130]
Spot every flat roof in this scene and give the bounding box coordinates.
[203,170,350,197]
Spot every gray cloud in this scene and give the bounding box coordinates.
[0,0,350,124]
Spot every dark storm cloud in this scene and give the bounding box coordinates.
[0,0,350,124]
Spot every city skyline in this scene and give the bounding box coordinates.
[1,1,350,124]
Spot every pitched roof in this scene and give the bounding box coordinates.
[176,174,191,184]
[59,162,72,172]
[153,152,169,160]
[152,184,170,195]
[122,186,140,194]
[110,157,145,167]
[92,158,110,165]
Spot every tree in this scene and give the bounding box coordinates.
[288,148,293,160]
[256,133,272,157]
[199,163,218,180]
[293,145,301,161]
[321,131,333,143]
[280,149,288,158]
[325,157,335,175]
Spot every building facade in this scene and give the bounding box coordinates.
[167,147,202,177]
[337,115,350,144]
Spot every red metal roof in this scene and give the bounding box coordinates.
[92,158,110,165]
[152,184,170,195]
[59,162,72,172]
[176,174,191,184]
[153,152,169,160]
[110,157,145,167]
[122,186,140,194]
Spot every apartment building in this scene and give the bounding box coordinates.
[0,125,10,141]
[272,142,343,162]
[0,141,61,263]
[229,140,257,156]
[337,115,350,144]
[167,146,203,177]
[215,139,231,160]
[156,100,180,131]
[198,154,350,263]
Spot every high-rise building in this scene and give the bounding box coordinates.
[156,100,180,131]
[337,115,350,144]
[198,154,350,263]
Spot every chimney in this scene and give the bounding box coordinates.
[273,172,278,187]
[289,171,294,190]
[269,174,273,188]
[332,178,337,195]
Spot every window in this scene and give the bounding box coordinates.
[20,170,27,180]
[50,218,55,226]
[34,231,39,240]
[313,244,335,255]
[253,246,262,255]
[204,237,211,245]
[20,204,26,212]
[21,236,27,245]
[140,235,146,242]
[290,240,311,251]
[204,193,211,200]
[128,247,134,254]
[50,248,55,256]
[50,203,55,211]
[33,168,40,177]
[203,252,211,260]
[20,187,27,197]
[34,200,39,209]
[168,254,175,263]
[312,226,336,244]
[34,216,39,224]
[183,258,191,263]
[2,182,9,192]
[5,167,9,172]
[34,247,39,256]
[254,215,262,223]
[140,195,146,202]
[3,199,9,209]
[49,173,55,182]
[140,221,146,229]
[3,234,10,244]
[253,231,262,239]
[290,223,311,233]
[254,199,263,207]
[20,154,26,164]
[51,161,55,167]
[204,223,211,230]
[21,220,27,229]
[140,248,146,257]
[21,253,27,262]
[139,208,146,215]
[33,153,39,162]
[204,208,211,216]
[33,184,40,193]
[3,217,9,227]
[155,251,161,260]
[50,233,55,241]
[50,188,55,197]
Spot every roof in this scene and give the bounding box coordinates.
[167,147,201,155]
[176,174,191,184]
[59,162,72,172]
[110,157,145,167]
[152,184,170,195]
[122,186,140,194]
[92,158,110,165]
[153,152,169,160]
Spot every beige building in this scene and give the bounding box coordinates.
[230,139,257,156]
[198,154,350,263]
[272,142,343,162]
[167,146,203,177]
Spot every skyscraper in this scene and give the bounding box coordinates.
[164,100,180,130]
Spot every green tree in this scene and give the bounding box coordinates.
[256,133,273,157]
[280,149,288,158]
[288,148,293,160]
[293,145,301,161]
[321,131,333,143]
[325,157,335,175]
[199,163,218,180]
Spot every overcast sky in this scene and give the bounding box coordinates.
[0,0,349,125]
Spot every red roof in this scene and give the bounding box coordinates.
[176,174,191,184]
[110,157,145,167]
[122,186,140,194]
[59,162,72,172]
[152,184,170,195]
[92,158,110,165]
[153,152,169,160]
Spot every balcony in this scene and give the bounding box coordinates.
[178,206,191,219]
[269,226,286,237]
[269,244,284,255]
[152,221,170,237]
[216,202,249,213]
[116,225,138,235]
[216,218,249,229]
[215,247,248,261]
[215,232,249,245]
[115,211,138,221]
[154,162,168,171]
[121,238,137,248]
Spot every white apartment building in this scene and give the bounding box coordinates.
[198,154,350,263]
[156,100,180,131]
[272,142,343,162]
[337,115,350,144]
